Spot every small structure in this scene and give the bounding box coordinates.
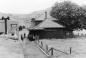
[7,17,19,36]
[29,12,73,39]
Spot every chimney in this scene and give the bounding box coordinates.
[45,11,47,20]
[30,18,35,27]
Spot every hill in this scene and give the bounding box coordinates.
[0,8,52,20]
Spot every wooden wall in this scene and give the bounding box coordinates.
[29,28,67,39]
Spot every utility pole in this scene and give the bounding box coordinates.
[2,16,10,34]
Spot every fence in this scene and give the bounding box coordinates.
[34,37,73,58]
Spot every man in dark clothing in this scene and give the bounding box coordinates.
[27,34,35,41]
[21,35,24,41]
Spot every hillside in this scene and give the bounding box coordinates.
[0,8,52,20]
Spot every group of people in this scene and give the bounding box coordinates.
[20,33,36,41]
[18,26,39,42]
[19,29,37,41]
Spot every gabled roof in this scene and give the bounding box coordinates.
[29,19,64,30]
[37,19,64,28]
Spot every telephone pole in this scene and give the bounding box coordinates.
[2,16,10,34]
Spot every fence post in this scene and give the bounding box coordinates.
[40,41,43,48]
[35,35,39,44]
[70,47,72,54]
[34,36,37,44]
[37,36,39,43]
[46,45,49,54]
[51,48,54,56]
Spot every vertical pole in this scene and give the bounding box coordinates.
[45,11,47,19]
[34,36,36,43]
[46,45,49,54]
[2,16,9,34]
[37,36,39,43]
[5,19,7,34]
[41,41,43,48]
[70,47,72,54]
[51,48,53,56]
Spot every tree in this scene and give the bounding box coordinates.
[50,1,86,30]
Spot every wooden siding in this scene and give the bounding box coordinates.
[29,28,66,39]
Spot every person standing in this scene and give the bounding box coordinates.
[21,34,24,41]
[28,34,35,41]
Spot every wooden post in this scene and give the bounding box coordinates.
[46,45,49,54]
[45,11,47,19]
[70,47,72,54]
[34,36,37,44]
[46,45,48,50]
[37,36,39,43]
[51,48,54,56]
[35,35,39,43]
[40,41,43,48]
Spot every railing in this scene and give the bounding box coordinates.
[34,37,73,58]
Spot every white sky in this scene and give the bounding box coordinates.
[0,0,86,14]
